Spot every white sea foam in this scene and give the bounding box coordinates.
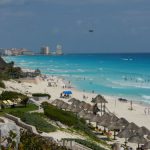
[142,95,150,100]
[121,58,133,61]
[110,80,150,89]
[77,69,85,72]
[98,68,103,71]
[136,77,144,81]
[122,58,129,61]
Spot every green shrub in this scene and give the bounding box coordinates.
[63,138,107,150]
[0,91,28,101]
[43,103,78,126]
[32,93,51,99]
[42,103,100,141]
[0,80,5,89]
[20,130,67,150]
[10,111,56,132]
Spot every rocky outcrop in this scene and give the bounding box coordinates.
[0,57,7,71]
[0,117,20,148]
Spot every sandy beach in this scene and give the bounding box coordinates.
[3,75,150,131]
[2,74,150,150]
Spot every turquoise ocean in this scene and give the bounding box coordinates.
[3,53,150,103]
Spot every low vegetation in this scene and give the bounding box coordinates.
[32,93,51,99]
[1,130,67,150]
[0,104,38,116]
[0,80,5,89]
[42,102,82,126]
[42,102,102,141]
[0,91,28,101]
[9,111,56,132]
[63,138,107,150]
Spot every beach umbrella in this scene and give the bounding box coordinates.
[66,105,75,111]
[83,103,91,110]
[83,113,95,120]
[91,94,108,103]
[117,128,135,138]
[56,100,65,108]
[78,101,86,108]
[91,94,108,115]
[98,118,111,128]
[137,126,150,136]
[60,102,69,110]
[63,91,72,95]
[72,107,82,113]
[78,110,87,118]
[147,134,150,140]
[71,100,81,107]
[86,105,94,113]
[90,114,101,127]
[109,115,119,123]
[99,112,111,120]
[128,135,147,149]
[125,122,140,132]
[117,118,129,126]
[90,114,101,122]
[108,121,126,140]
[143,141,150,149]
[108,122,125,131]
[51,99,61,105]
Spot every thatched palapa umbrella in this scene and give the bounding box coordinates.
[86,105,94,113]
[128,135,147,149]
[91,94,108,115]
[71,100,81,107]
[147,134,150,140]
[78,110,87,118]
[143,141,150,150]
[125,122,139,131]
[83,113,95,120]
[56,100,65,108]
[60,102,69,110]
[137,126,150,136]
[51,99,61,105]
[66,105,75,111]
[78,101,86,108]
[68,98,79,103]
[98,114,112,128]
[72,107,82,113]
[117,128,135,138]
[117,118,129,126]
[82,103,91,110]
[89,115,101,127]
[108,121,126,140]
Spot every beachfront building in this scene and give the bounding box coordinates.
[56,44,63,55]
[40,46,50,55]
[22,50,34,55]
[0,48,12,56]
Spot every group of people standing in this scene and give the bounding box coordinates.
[144,107,150,115]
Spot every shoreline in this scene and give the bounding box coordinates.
[2,56,150,130]
[2,55,150,105]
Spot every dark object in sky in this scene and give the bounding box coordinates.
[89,29,94,32]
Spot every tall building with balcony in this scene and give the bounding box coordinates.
[56,44,63,55]
[40,46,50,55]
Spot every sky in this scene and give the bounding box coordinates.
[0,0,150,53]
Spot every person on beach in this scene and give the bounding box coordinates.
[144,108,147,115]
[148,107,150,115]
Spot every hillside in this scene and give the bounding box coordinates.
[0,56,8,71]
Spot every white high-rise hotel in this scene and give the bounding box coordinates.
[56,44,63,55]
[41,46,50,55]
